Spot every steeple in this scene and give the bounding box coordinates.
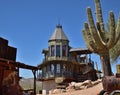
[49,24,69,42]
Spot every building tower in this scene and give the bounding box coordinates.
[48,24,69,60]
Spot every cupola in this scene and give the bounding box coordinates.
[48,24,69,60]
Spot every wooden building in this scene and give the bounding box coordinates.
[0,37,22,95]
[0,37,38,95]
[37,24,98,93]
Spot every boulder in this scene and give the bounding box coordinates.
[74,82,83,90]
[92,79,102,86]
[52,89,61,94]
[66,83,75,92]
[71,82,76,87]
[66,88,75,92]
[82,80,92,86]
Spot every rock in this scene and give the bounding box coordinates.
[85,84,93,89]
[71,82,76,86]
[79,85,85,90]
[92,79,102,86]
[66,88,75,92]
[66,83,75,92]
[74,82,83,90]
[97,79,102,83]
[65,79,101,93]
[74,80,93,90]
[79,80,92,89]
[92,81,99,86]
[60,89,66,93]
[82,80,92,86]
[52,89,61,94]
[66,85,74,90]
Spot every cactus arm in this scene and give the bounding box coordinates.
[107,12,116,49]
[87,7,105,49]
[96,22,101,32]
[95,0,107,42]
[82,29,98,53]
[94,0,103,23]
[115,14,120,44]
[94,0,105,33]
[110,41,120,62]
[82,29,94,52]
[96,22,106,41]
[82,23,99,53]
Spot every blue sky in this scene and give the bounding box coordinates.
[0,0,120,78]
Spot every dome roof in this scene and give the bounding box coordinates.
[49,25,69,42]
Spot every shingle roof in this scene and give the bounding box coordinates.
[49,25,69,41]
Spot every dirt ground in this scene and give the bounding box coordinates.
[53,83,103,95]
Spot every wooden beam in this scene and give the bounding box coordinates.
[16,62,38,70]
[0,58,38,70]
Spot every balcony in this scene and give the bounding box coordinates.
[42,56,93,65]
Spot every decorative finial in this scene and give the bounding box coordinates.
[56,17,62,28]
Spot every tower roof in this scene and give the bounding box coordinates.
[49,25,69,42]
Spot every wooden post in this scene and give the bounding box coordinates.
[1,68,4,95]
[17,67,19,85]
[32,70,36,95]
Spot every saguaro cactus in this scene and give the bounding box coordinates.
[82,0,120,76]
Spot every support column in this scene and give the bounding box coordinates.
[17,67,19,85]
[55,43,56,58]
[32,70,36,95]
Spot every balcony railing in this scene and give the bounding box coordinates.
[42,57,95,67]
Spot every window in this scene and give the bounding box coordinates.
[51,64,54,72]
[56,45,60,57]
[49,46,50,56]
[56,64,60,73]
[62,45,67,56]
[51,45,55,56]
[43,67,46,77]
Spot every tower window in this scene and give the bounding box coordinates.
[62,45,67,56]
[51,45,55,56]
[56,45,60,57]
